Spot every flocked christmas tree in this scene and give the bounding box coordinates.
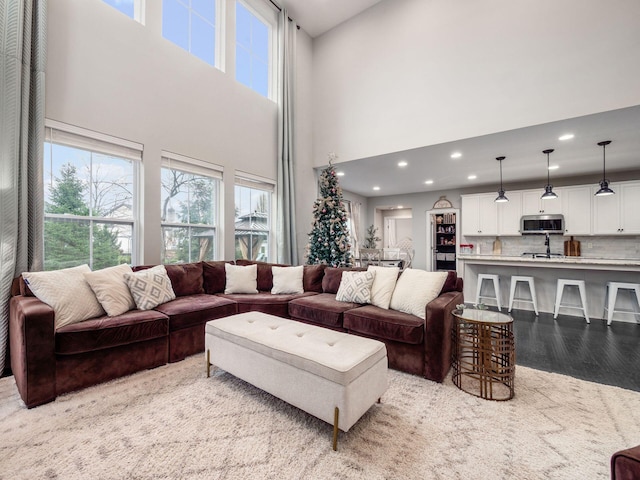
[306,154,353,267]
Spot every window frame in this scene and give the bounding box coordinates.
[43,120,141,270]
[234,172,275,262]
[235,0,278,100]
[160,151,223,264]
[102,0,145,24]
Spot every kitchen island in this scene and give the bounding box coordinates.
[458,254,640,323]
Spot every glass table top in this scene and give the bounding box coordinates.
[453,308,513,324]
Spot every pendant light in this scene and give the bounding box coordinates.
[495,156,508,203]
[595,140,615,196]
[540,149,558,200]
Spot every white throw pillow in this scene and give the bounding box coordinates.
[84,264,137,316]
[271,265,304,294]
[336,270,376,304]
[22,264,105,330]
[389,269,448,319]
[367,266,400,310]
[124,265,176,310]
[224,263,258,294]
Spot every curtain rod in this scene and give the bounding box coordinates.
[268,0,301,30]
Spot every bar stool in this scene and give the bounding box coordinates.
[475,274,502,311]
[508,275,539,315]
[604,282,640,326]
[554,279,590,323]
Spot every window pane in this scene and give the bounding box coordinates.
[162,226,189,264]
[191,13,216,66]
[234,184,270,261]
[252,58,268,97]
[91,153,134,219]
[236,46,251,88]
[235,1,271,98]
[192,0,215,23]
[236,3,251,48]
[252,17,269,61]
[45,143,91,215]
[103,0,135,18]
[44,217,91,271]
[163,0,190,52]
[92,222,128,270]
[190,226,215,261]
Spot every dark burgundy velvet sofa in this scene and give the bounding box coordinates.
[9,260,463,408]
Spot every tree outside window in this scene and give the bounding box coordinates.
[234,183,271,261]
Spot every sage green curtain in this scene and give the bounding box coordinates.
[276,9,298,265]
[0,0,46,374]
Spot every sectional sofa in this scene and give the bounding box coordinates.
[9,260,463,408]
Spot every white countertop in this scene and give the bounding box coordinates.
[458,254,640,269]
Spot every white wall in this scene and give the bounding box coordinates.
[312,0,640,164]
[46,0,317,264]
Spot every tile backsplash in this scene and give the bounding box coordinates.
[465,235,640,259]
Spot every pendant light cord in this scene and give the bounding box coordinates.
[602,143,607,180]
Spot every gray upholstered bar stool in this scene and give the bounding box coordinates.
[604,281,640,325]
[508,275,539,315]
[475,273,502,311]
[554,279,590,323]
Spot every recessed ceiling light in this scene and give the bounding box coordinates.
[336,171,345,176]
[397,160,408,167]
[424,180,434,185]
[373,186,380,191]
[451,152,462,159]
[397,205,403,209]
[468,174,477,180]
[548,165,559,170]
[559,133,574,141]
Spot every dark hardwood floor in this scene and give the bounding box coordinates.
[510,308,640,392]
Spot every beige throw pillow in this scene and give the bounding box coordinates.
[84,264,136,316]
[367,266,399,309]
[22,264,105,330]
[271,266,304,294]
[124,265,176,310]
[336,270,376,304]
[224,263,258,294]
[389,269,448,319]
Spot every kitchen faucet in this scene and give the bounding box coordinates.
[544,232,551,258]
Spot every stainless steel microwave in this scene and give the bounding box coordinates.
[520,214,565,234]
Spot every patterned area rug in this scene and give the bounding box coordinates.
[1,355,638,479]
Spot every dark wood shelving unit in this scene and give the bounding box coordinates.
[434,212,457,271]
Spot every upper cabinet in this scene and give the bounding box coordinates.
[561,186,592,235]
[497,191,522,236]
[461,193,498,236]
[592,181,640,235]
[521,189,562,215]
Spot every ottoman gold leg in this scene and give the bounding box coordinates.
[206,349,211,378]
[332,407,339,451]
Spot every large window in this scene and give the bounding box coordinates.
[234,176,273,261]
[235,0,275,98]
[44,123,140,271]
[161,153,221,264]
[102,0,143,22]
[163,0,219,67]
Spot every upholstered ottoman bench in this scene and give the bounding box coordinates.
[205,312,388,450]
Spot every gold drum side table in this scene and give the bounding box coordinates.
[452,308,515,401]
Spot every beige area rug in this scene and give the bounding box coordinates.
[1,357,639,480]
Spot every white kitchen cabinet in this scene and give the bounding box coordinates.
[461,193,498,236]
[497,191,522,235]
[560,185,592,235]
[521,189,562,215]
[593,181,640,234]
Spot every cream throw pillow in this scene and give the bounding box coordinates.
[84,264,136,316]
[271,266,304,294]
[22,264,105,330]
[336,270,376,304]
[389,269,448,319]
[224,264,258,294]
[124,265,176,310]
[367,266,399,309]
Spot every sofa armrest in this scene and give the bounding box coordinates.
[612,445,640,480]
[423,290,463,382]
[9,295,57,407]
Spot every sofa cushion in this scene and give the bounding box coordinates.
[55,309,169,355]
[84,264,137,317]
[390,269,448,320]
[203,261,231,294]
[154,294,237,331]
[164,263,204,297]
[125,265,176,310]
[271,266,304,294]
[303,264,326,293]
[322,267,365,294]
[22,264,105,330]
[344,305,424,344]
[235,260,290,291]
[288,293,360,329]
[217,292,317,318]
[224,264,258,294]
